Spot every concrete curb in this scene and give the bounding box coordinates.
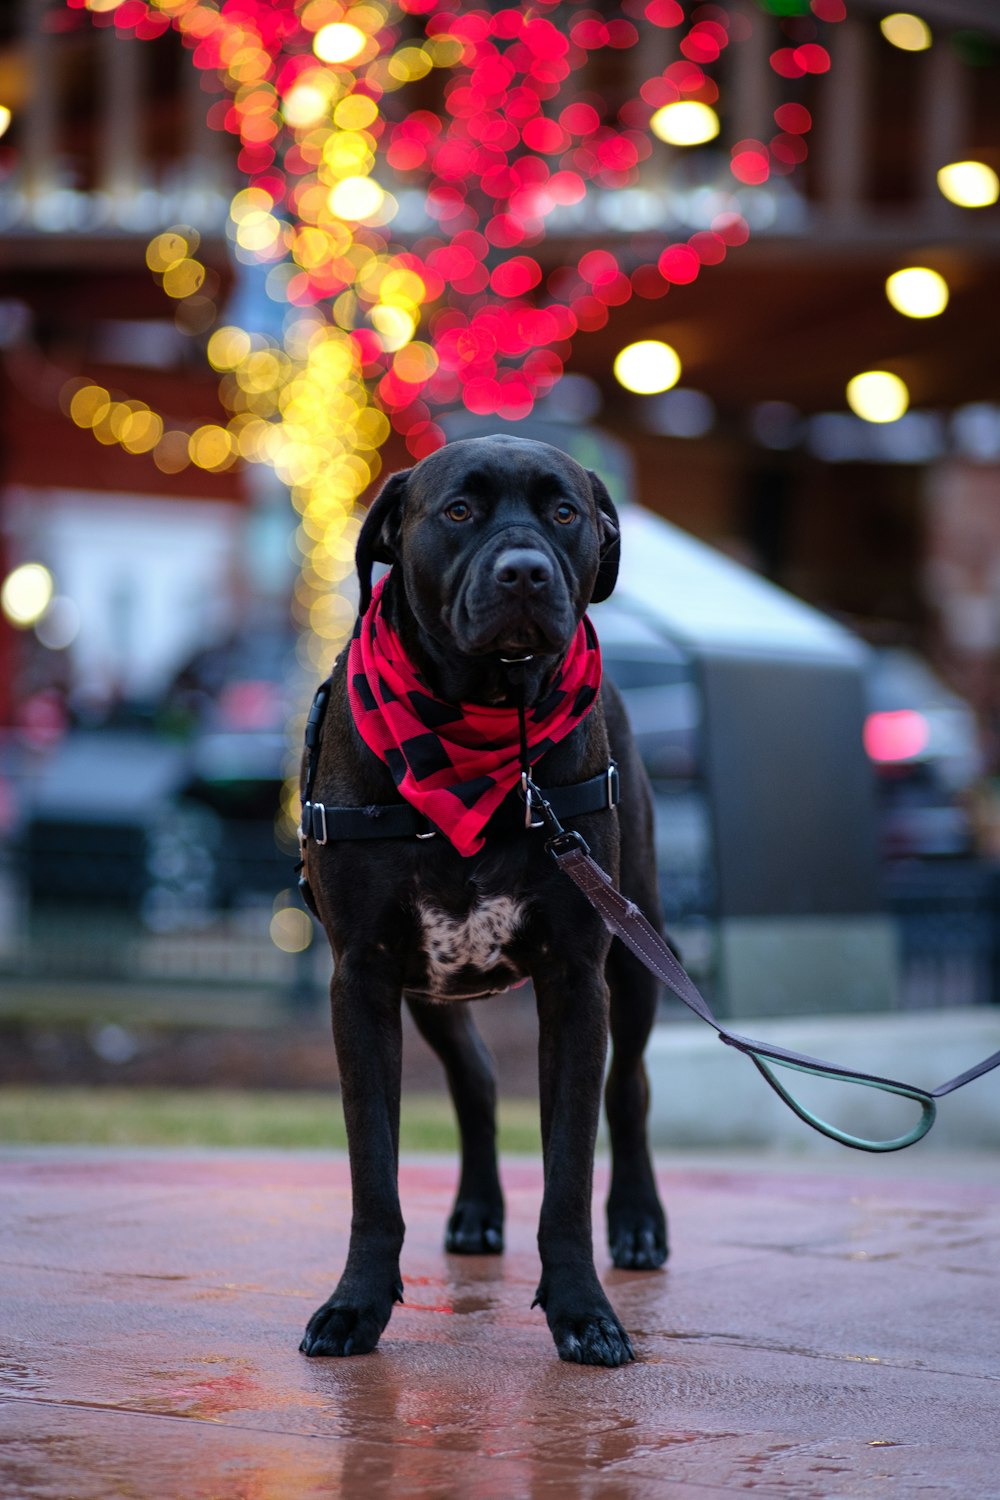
[644,1007,1000,1153]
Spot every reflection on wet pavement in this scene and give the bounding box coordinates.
[2,1150,998,1498]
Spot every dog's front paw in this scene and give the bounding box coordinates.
[552,1309,634,1366]
[445,1197,504,1255]
[608,1206,668,1270]
[534,1282,635,1366]
[300,1280,403,1358]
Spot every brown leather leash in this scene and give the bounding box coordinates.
[297,655,1000,1152]
[513,729,1000,1154]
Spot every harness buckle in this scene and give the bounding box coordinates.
[520,771,545,830]
[309,801,328,846]
[607,761,619,809]
[546,828,591,859]
[415,826,438,840]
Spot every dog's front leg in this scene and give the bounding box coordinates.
[533,957,634,1366]
[300,958,404,1357]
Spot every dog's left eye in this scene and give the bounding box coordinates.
[555,503,578,525]
[444,501,472,522]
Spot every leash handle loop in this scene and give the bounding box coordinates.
[545,838,992,1153]
[744,1053,937,1154]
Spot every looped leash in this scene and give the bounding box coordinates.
[507,687,1000,1154]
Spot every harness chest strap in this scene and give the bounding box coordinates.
[297,672,618,852]
[301,764,619,844]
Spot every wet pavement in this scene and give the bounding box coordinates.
[2,1148,999,1498]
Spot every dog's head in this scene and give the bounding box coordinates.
[356,435,620,661]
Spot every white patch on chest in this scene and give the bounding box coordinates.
[417,894,526,991]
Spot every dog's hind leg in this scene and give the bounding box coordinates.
[604,937,669,1270]
[406,996,505,1254]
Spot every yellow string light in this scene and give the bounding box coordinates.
[66,0,466,840]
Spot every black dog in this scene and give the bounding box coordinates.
[298,434,667,1366]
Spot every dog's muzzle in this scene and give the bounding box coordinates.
[455,533,573,655]
[493,547,554,600]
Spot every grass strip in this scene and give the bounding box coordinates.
[0,1086,542,1154]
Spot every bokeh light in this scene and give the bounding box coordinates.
[846,371,910,424]
[35,596,81,651]
[1,563,55,628]
[269,905,314,953]
[885,267,949,318]
[120,408,164,453]
[614,341,682,395]
[370,304,416,351]
[145,229,193,272]
[313,23,367,65]
[937,161,1000,208]
[0,106,11,140]
[879,13,932,52]
[154,431,192,474]
[328,175,387,222]
[162,258,206,299]
[189,425,236,471]
[68,384,110,429]
[282,82,333,129]
[207,326,253,371]
[650,102,720,147]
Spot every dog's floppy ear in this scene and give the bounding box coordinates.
[588,470,621,604]
[356,468,411,616]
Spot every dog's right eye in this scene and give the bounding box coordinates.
[444,502,472,522]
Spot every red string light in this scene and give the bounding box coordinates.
[74,0,843,442]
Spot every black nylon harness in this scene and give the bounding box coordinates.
[300,765,619,845]
[296,669,619,904]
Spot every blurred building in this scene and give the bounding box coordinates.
[0,1,250,731]
[1,0,1000,745]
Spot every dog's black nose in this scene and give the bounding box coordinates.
[493,548,553,596]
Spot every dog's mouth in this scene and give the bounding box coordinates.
[493,620,557,654]
[456,614,574,659]
[449,581,577,659]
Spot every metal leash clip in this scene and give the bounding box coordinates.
[520,771,546,829]
[521,773,592,857]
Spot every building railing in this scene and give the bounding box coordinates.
[3,825,999,1011]
[4,1,1000,249]
[884,859,1000,1010]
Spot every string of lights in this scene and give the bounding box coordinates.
[44,0,1000,625]
[57,0,845,843]
[54,0,1000,606]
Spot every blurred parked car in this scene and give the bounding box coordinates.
[165,625,301,811]
[20,730,212,925]
[17,627,305,933]
[862,648,984,858]
[164,626,305,912]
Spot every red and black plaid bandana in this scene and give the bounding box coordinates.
[346,575,602,856]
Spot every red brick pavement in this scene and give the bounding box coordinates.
[2,1149,999,1498]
